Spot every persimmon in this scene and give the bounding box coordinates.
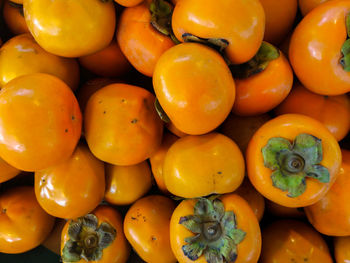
[23,0,116,57]
[0,157,20,183]
[61,205,130,263]
[231,42,293,116]
[247,114,341,207]
[77,78,118,113]
[153,43,235,135]
[0,73,82,171]
[220,113,270,154]
[304,149,350,236]
[235,178,265,221]
[163,133,245,198]
[334,236,350,262]
[170,194,261,263]
[260,0,298,45]
[105,161,152,206]
[275,83,350,141]
[265,200,305,218]
[166,122,188,138]
[35,144,105,219]
[124,195,176,263]
[0,34,80,89]
[0,186,55,253]
[114,0,143,7]
[260,220,332,262]
[42,219,66,255]
[289,0,350,95]
[84,83,163,166]
[149,132,178,194]
[117,1,174,77]
[3,0,29,35]
[79,40,131,78]
[299,0,333,16]
[172,0,265,64]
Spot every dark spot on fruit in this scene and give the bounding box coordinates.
[143,216,146,222]
[131,119,138,124]
[217,171,222,174]
[151,236,157,241]
[121,99,126,103]
[98,101,102,104]
[65,129,68,133]
[1,208,6,214]
[103,111,106,114]
[304,258,308,262]
[131,217,137,220]
[42,179,46,183]
[72,116,75,120]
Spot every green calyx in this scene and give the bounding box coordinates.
[154,98,170,123]
[150,0,180,44]
[179,198,246,263]
[262,133,330,198]
[230,41,279,79]
[9,1,24,16]
[182,33,229,54]
[62,214,116,263]
[340,13,350,71]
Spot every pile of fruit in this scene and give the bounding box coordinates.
[1,0,350,262]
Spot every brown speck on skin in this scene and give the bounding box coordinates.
[304,259,308,262]
[103,111,106,114]
[121,99,126,103]
[65,129,68,133]
[98,101,102,104]
[42,179,46,183]
[72,116,75,120]
[217,171,222,174]
[131,119,138,124]
[1,208,6,214]
[143,216,146,222]
[151,236,157,241]
[131,217,137,220]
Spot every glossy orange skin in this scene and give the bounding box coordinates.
[117,2,174,77]
[153,43,235,135]
[35,144,105,219]
[171,194,261,263]
[172,0,265,64]
[289,0,350,95]
[3,0,29,35]
[77,78,118,113]
[0,73,82,171]
[23,0,116,57]
[163,133,245,198]
[0,186,55,253]
[124,195,176,263]
[0,34,80,89]
[235,178,265,221]
[105,161,152,206]
[79,40,131,78]
[247,114,342,207]
[299,0,332,16]
[114,0,143,7]
[150,132,178,194]
[61,205,130,263]
[0,157,20,183]
[232,50,293,116]
[84,83,163,166]
[265,200,305,218]
[334,236,350,262]
[260,220,332,262]
[166,122,188,138]
[260,0,298,45]
[275,83,350,141]
[220,113,270,154]
[42,219,66,255]
[304,149,350,236]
